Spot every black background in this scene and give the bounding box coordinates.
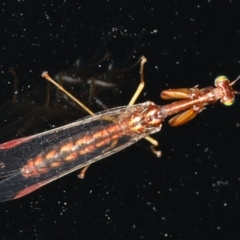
[1,1,240,239]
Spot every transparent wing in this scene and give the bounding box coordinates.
[0,103,161,201]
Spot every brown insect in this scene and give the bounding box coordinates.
[0,57,238,201]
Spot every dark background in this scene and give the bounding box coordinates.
[1,1,240,239]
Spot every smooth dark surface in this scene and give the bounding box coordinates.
[1,1,240,239]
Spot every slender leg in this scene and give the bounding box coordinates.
[78,165,90,179]
[42,72,95,116]
[128,56,146,106]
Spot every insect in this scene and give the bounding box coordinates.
[0,57,238,202]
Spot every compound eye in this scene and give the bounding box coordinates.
[214,75,229,84]
[222,97,235,106]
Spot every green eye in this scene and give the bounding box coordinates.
[214,75,235,106]
[214,75,228,84]
[223,98,235,106]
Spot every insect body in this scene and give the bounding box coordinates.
[0,63,237,202]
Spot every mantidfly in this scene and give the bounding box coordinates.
[0,56,238,201]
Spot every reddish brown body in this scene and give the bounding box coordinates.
[0,75,237,201]
[20,102,163,178]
